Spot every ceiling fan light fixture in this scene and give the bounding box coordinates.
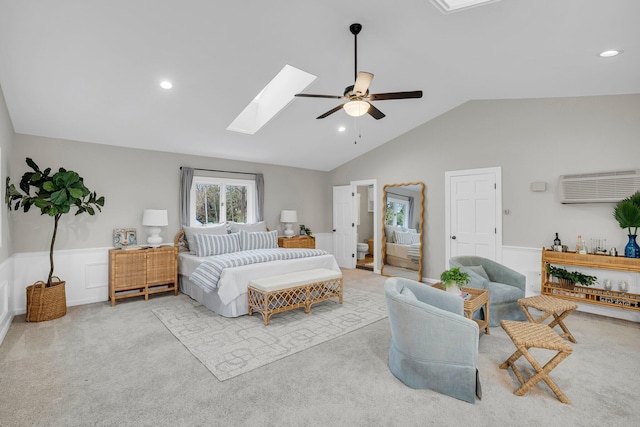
[344,100,370,117]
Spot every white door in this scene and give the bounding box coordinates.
[445,168,502,266]
[333,185,356,269]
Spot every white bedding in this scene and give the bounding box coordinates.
[179,252,341,317]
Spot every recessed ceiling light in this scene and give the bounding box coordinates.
[599,50,622,58]
[338,126,346,132]
[160,81,173,89]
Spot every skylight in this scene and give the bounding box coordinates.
[430,0,501,14]
[227,65,316,135]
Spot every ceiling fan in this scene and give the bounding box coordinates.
[295,23,423,120]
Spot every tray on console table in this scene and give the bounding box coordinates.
[541,248,640,312]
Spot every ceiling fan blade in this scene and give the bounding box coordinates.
[295,93,344,99]
[353,72,374,96]
[368,90,423,101]
[316,104,345,119]
[367,103,386,120]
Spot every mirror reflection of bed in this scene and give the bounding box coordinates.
[381,182,424,281]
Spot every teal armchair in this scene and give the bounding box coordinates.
[384,277,482,403]
[449,256,526,327]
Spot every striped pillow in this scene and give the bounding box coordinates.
[394,231,420,245]
[195,233,240,257]
[239,229,278,250]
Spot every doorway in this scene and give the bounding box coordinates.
[332,179,378,272]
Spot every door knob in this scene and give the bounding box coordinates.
[451,235,457,240]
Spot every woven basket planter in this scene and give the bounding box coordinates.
[25,276,67,322]
[557,278,576,290]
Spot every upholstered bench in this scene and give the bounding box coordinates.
[247,268,343,325]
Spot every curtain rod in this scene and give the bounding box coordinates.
[180,166,258,176]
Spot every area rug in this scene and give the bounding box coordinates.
[152,288,388,381]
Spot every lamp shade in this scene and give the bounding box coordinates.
[142,209,168,227]
[343,100,370,117]
[280,210,297,223]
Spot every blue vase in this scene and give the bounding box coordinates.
[624,234,640,258]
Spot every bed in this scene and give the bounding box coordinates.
[175,228,341,317]
[383,225,421,271]
[384,242,421,270]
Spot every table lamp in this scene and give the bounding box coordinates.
[142,209,168,246]
[280,210,297,238]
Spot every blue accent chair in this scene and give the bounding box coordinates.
[449,256,526,327]
[384,277,481,403]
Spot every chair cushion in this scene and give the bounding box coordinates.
[467,265,490,280]
[486,282,524,304]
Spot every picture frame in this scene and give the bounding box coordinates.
[113,228,137,248]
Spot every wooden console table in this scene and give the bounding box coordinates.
[541,249,640,312]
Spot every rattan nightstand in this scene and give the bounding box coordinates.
[277,235,315,249]
[109,245,178,306]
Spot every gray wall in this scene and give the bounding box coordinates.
[330,95,640,279]
[10,134,331,253]
[0,84,14,263]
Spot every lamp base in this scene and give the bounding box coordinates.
[146,227,163,247]
[283,223,294,238]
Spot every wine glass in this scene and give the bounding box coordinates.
[618,280,629,294]
[603,279,612,293]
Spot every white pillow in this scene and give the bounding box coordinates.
[394,231,420,245]
[228,221,267,233]
[194,233,240,257]
[239,229,278,250]
[184,224,228,254]
[385,225,407,243]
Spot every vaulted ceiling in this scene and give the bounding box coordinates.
[0,1,638,171]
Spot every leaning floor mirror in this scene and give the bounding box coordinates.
[381,182,425,281]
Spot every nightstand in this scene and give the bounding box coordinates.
[278,236,315,249]
[108,245,178,306]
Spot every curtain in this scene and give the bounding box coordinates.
[407,196,414,230]
[255,173,264,222]
[180,167,194,227]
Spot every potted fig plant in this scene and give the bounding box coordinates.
[440,267,469,295]
[613,191,640,258]
[5,158,105,322]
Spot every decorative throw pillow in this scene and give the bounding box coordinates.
[400,286,417,300]
[385,225,407,242]
[406,228,417,234]
[239,229,278,250]
[194,233,240,257]
[467,265,490,280]
[184,224,228,254]
[394,231,421,245]
[229,221,267,234]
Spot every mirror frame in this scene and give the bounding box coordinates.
[381,182,425,281]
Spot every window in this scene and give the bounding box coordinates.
[190,176,256,226]
[385,196,409,227]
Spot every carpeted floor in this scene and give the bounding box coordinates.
[1,268,639,426]
[152,288,387,380]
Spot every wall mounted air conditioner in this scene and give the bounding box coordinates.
[559,170,640,204]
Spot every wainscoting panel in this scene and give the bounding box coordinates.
[12,247,111,315]
[0,257,14,344]
[314,233,333,254]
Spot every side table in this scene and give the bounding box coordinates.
[433,284,490,335]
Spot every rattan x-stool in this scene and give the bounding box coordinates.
[518,295,578,343]
[499,320,573,404]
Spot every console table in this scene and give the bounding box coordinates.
[541,249,640,312]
